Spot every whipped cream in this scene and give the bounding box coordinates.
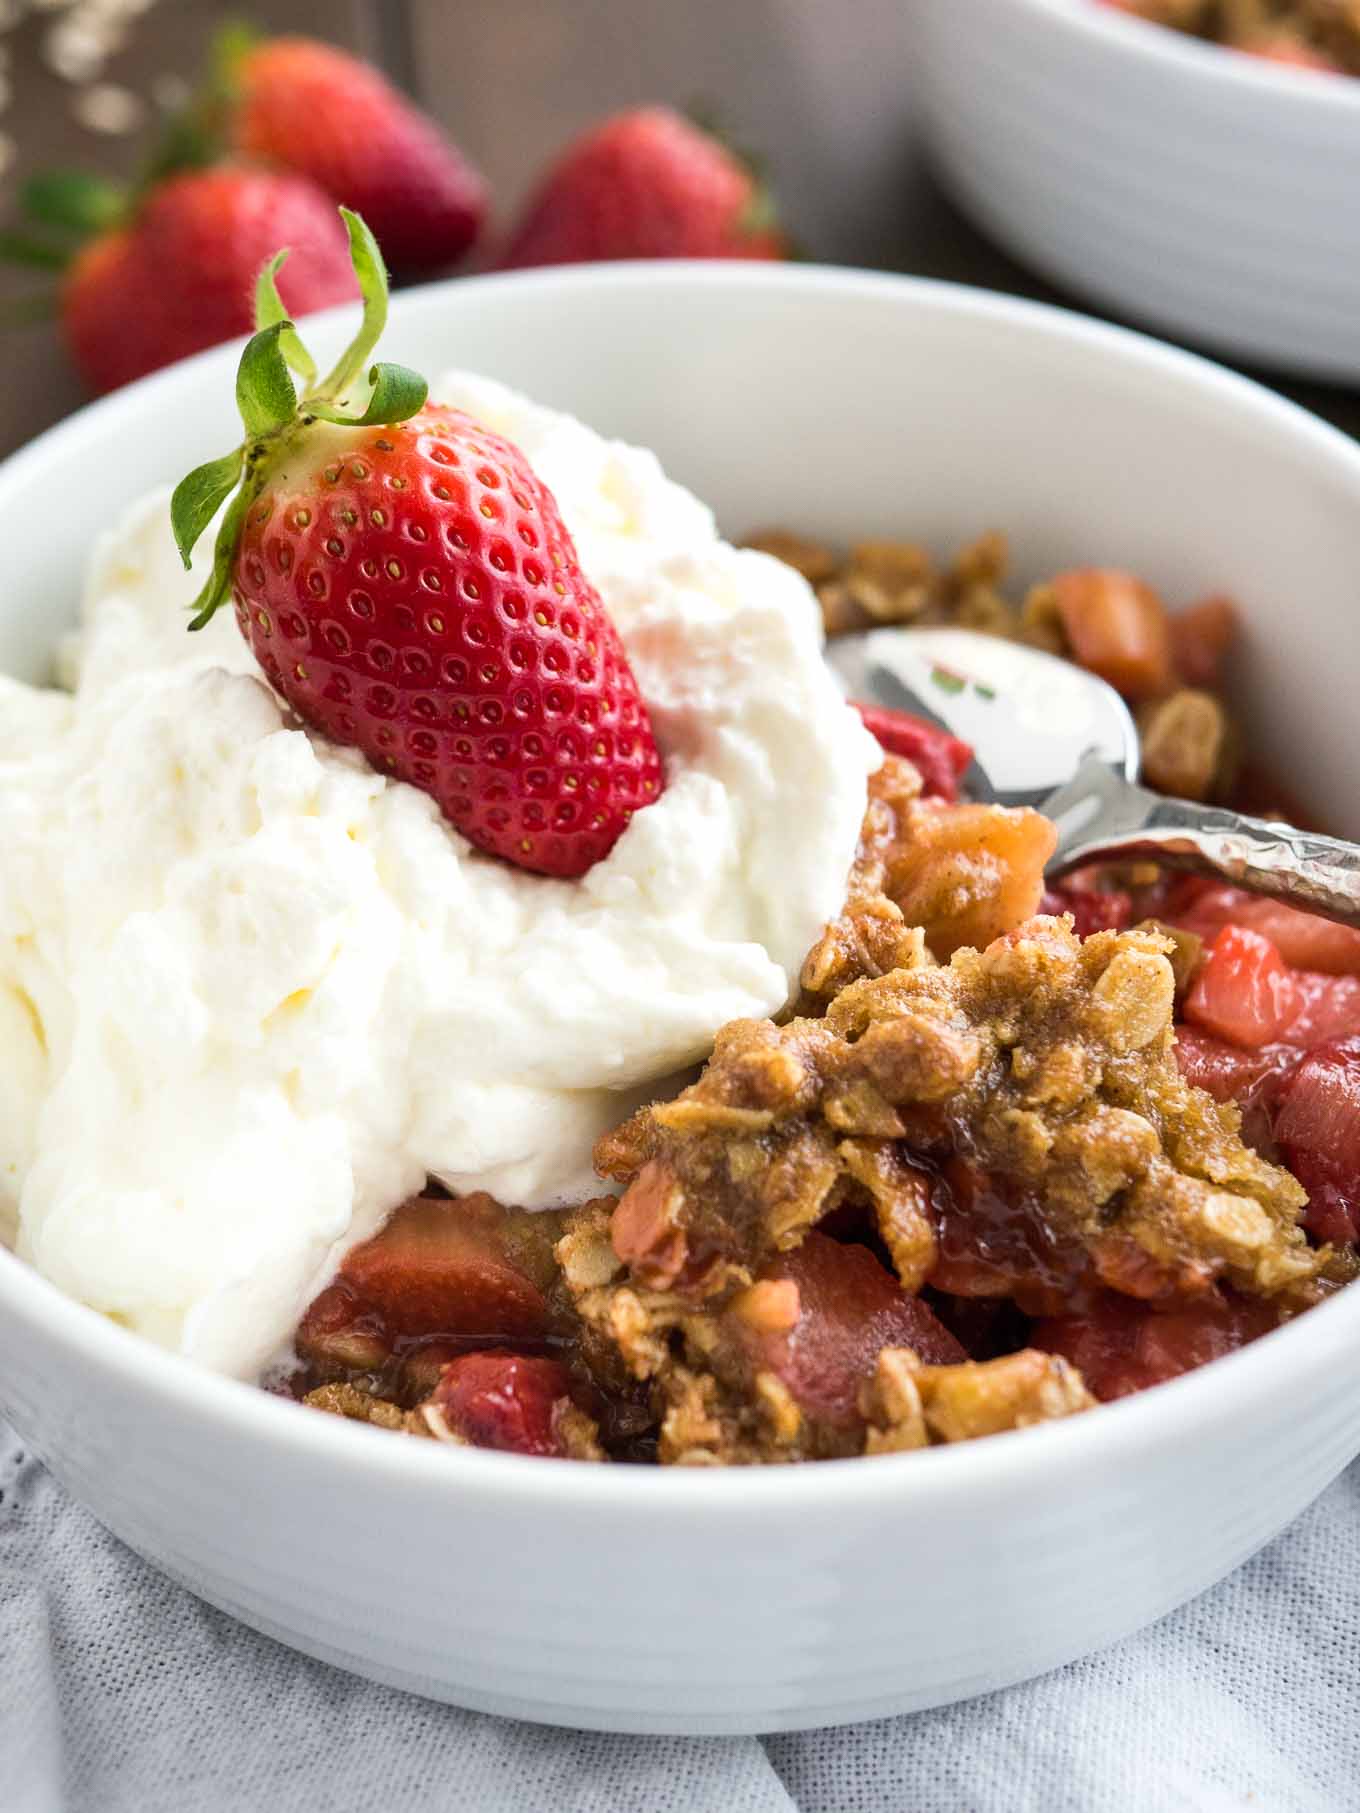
[0,373,877,1377]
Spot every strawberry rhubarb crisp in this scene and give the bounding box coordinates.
[1097,0,1360,74]
[1,215,1355,1463]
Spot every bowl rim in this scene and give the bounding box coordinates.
[4,257,1360,1514]
[1015,0,1360,108]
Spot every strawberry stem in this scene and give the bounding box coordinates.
[254,251,318,386]
[315,211,392,400]
[171,207,428,632]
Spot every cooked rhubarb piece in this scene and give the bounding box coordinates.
[854,703,973,802]
[1034,1289,1283,1402]
[1184,926,1295,1049]
[1273,1040,1360,1247]
[883,801,1057,960]
[724,1232,963,1428]
[1039,881,1134,938]
[295,1281,392,1374]
[799,757,1058,1005]
[1169,594,1238,689]
[1280,971,1360,1047]
[1168,883,1360,977]
[1050,568,1173,701]
[337,1193,555,1344]
[422,1352,577,1457]
[1172,1027,1300,1122]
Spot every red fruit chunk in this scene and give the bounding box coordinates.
[1273,1040,1360,1246]
[430,1352,571,1456]
[339,1196,549,1344]
[498,107,785,270]
[928,1161,1091,1317]
[1050,568,1173,701]
[854,703,973,802]
[1184,925,1294,1049]
[295,1279,390,1370]
[1170,594,1238,689]
[1169,884,1360,977]
[1281,970,1360,1048]
[1039,882,1134,938]
[1241,35,1342,74]
[1173,1026,1300,1111]
[734,1232,963,1427]
[62,165,358,395]
[235,38,487,269]
[231,404,664,877]
[1034,1290,1280,1402]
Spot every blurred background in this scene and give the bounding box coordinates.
[0,0,1354,457]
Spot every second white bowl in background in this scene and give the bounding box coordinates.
[915,0,1360,382]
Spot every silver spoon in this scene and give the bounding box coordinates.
[826,625,1360,927]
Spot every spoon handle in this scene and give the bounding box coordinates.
[1043,761,1360,928]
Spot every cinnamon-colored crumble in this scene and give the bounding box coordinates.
[290,530,1356,1463]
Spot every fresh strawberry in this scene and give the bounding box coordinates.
[854,703,973,801]
[498,106,786,270]
[58,165,358,396]
[173,211,664,877]
[1183,925,1295,1050]
[427,1352,573,1456]
[231,37,486,271]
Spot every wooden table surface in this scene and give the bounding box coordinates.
[1,0,1356,460]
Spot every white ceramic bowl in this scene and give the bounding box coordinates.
[915,0,1360,382]
[2,265,1360,1736]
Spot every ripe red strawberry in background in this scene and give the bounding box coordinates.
[61,166,358,395]
[173,211,664,879]
[231,37,487,271]
[498,106,787,269]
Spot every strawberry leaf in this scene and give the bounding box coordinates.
[236,320,298,439]
[186,484,254,632]
[170,447,246,570]
[254,251,318,386]
[22,170,126,236]
[316,209,390,401]
[310,361,427,428]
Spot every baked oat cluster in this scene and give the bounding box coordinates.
[291,750,1352,1464]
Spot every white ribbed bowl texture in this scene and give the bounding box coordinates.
[2,265,1360,1734]
[915,0,1360,381]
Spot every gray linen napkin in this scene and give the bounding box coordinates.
[4,1423,1357,1812]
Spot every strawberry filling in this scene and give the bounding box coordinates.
[853,703,973,802]
[428,1353,573,1457]
[727,1232,964,1429]
[1033,1291,1282,1402]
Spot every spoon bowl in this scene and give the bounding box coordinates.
[828,625,1360,928]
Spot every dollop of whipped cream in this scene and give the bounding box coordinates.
[0,372,876,1377]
